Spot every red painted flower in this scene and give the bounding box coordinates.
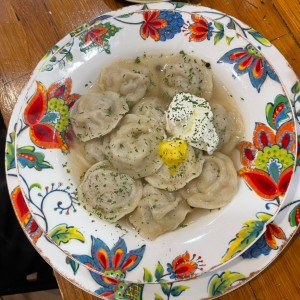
[167,251,205,280]
[11,186,42,243]
[84,26,108,46]
[187,14,213,42]
[140,10,167,41]
[23,78,80,152]
[264,223,286,250]
[238,120,295,200]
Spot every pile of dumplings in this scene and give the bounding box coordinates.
[70,52,244,240]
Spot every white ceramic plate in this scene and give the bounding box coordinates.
[13,2,298,283]
[5,57,300,300]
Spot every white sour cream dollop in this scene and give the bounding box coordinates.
[166,92,219,154]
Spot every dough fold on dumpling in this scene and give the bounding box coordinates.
[78,161,142,222]
[103,114,165,179]
[98,64,150,106]
[161,54,213,100]
[180,152,237,209]
[212,103,244,154]
[145,147,204,191]
[131,96,166,125]
[70,92,129,142]
[84,138,105,163]
[129,184,191,240]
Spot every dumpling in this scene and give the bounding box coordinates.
[145,146,204,191]
[129,184,192,240]
[161,54,213,100]
[131,96,166,125]
[103,114,165,179]
[84,138,105,162]
[212,103,244,154]
[70,92,129,142]
[77,161,142,222]
[180,152,237,209]
[98,64,150,106]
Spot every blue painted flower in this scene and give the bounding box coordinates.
[218,44,279,92]
[140,10,184,41]
[73,236,145,297]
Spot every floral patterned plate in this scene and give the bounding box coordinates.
[5,51,300,299]
[13,2,297,283]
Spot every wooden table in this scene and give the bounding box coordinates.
[1,0,299,299]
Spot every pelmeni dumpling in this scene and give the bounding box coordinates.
[78,161,142,222]
[145,146,204,191]
[70,92,129,142]
[212,103,244,154]
[131,96,166,125]
[98,64,150,106]
[162,54,213,100]
[180,152,237,209]
[129,184,192,240]
[84,138,105,162]
[103,114,165,179]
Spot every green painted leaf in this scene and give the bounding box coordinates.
[49,56,57,62]
[265,94,290,129]
[52,45,60,52]
[256,212,273,223]
[17,146,53,170]
[221,215,267,262]
[289,204,300,227]
[42,45,60,60]
[154,294,164,300]
[29,183,42,190]
[117,13,134,18]
[59,48,69,55]
[170,285,189,296]
[66,257,80,275]
[66,52,73,62]
[143,268,153,283]
[5,131,16,170]
[41,64,53,72]
[49,224,85,245]
[226,36,234,45]
[155,261,164,281]
[292,81,300,94]
[214,31,224,45]
[65,41,73,47]
[247,28,271,46]
[161,282,170,296]
[226,18,236,30]
[104,47,111,54]
[59,60,65,70]
[173,2,185,9]
[214,21,224,31]
[208,270,245,297]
